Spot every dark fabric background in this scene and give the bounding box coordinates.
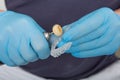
[6,0,120,80]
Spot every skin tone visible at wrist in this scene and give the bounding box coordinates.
[115,8,120,58]
[115,8,120,15]
[0,10,4,12]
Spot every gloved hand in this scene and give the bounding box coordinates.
[58,7,120,58]
[0,11,50,66]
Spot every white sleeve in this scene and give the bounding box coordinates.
[0,0,7,10]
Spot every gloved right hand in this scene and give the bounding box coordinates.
[0,11,50,66]
[58,7,120,58]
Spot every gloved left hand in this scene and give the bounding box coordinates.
[58,7,120,58]
[0,11,50,66]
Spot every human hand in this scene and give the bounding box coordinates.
[0,10,4,12]
[115,8,120,15]
[0,11,50,66]
[58,7,120,58]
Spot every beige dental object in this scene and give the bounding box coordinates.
[44,24,72,58]
[52,24,63,37]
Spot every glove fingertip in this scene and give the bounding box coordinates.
[38,49,50,59]
[71,53,79,58]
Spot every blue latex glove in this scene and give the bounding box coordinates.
[58,7,120,58]
[0,11,50,66]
